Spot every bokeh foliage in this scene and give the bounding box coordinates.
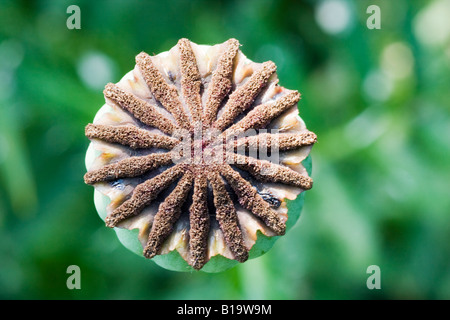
[0,0,449,299]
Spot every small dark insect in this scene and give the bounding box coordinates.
[258,191,281,208]
[168,71,175,82]
[110,179,125,190]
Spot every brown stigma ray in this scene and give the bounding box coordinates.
[209,171,249,263]
[213,61,277,132]
[136,52,190,130]
[84,152,173,185]
[85,124,179,150]
[188,175,210,270]
[105,164,185,228]
[235,132,317,152]
[144,170,194,259]
[203,38,240,126]
[227,152,313,190]
[178,38,203,125]
[222,90,301,137]
[219,164,286,235]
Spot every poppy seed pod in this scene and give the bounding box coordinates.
[84,39,316,272]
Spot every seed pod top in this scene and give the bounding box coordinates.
[84,38,317,272]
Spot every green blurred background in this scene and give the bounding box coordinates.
[0,0,449,299]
